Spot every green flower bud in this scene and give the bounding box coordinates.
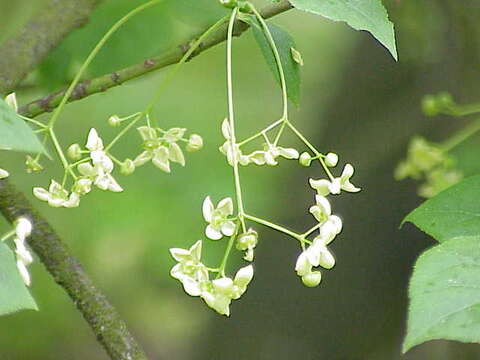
[422,95,438,116]
[186,134,204,152]
[67,143,82,160]
[25,156,43,173]
[325,152,338,167]
[108,115,121,127]
[299,152,312,167]
[120,159,135,175]
[302,271,322,287]
[236,229,258,251]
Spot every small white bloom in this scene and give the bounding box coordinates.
[33,180,81,208]
[232,265,254,299]
[15,218,32,241]
[295,251,313,277]
[5,93,18,112]
[331,164,361,194]
[0,168,9,179]
[309,178,331,196]
[202,196,236,240]
[302,271,322,287]
[309,195,331,223]
[186,134,203,152]
[325,152,339,167]
[236,229,258,262]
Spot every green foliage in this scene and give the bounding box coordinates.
[404,175,480,242]
[249,17,301,105]
[0,98,45,154]
[0,243,37,316]
[288,0,398,60]
[404,176,480,351]
[404,235,480,352]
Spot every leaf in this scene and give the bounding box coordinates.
[0,98,46,154]
[404,175,480,243]
[248,16,301,106]
[0,243,38,315]
[404,235,480,352]
[288,0,398,60]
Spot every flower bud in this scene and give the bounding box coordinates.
[15,217,32,240]
[422,95,438,116]
[236,229,258,250]
[325,152,338,167]
[299,152,312,167]
[219,0,236,9]
[186,134,204,152]
[67,143,82,160]
[108,115,121,127]
[120,159,135,175]
[5,93,18,112]
[302,271,322,287]
[0,168,9,179]
[73,178,92,195]
[25,156,43,173]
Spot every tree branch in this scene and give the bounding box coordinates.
[19,0,293,118]
[0,0,104,95]
[0,179,148,360]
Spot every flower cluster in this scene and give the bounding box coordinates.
[169,240,254,316]
[219,119,299,166]
[134,126,202,173]
[395,136,462,198]
[33,128,122,208]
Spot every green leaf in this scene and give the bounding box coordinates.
[248,16,301,106]
[404,235,480,352]
[404,175,480,243]
[288,0,398,60]
[0,243,38,315]
[0,98,46,154]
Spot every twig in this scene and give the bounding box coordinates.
[0,0,104,95]
[18,0,293,118]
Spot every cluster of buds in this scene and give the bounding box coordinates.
[134,126,203,173]
[169,240,254,316]
[219,119,299,166]
[395,136,462,198]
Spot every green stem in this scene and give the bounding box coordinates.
[237,118,284,146]
[442,118,480,152]
[244,213,308,244]
[105,114,143,151]
[226,7,247,232]
[448,103,480,117]
[303,223,321,238]
[47,0,163,128]
[0,229,15,242]
[286,120,334,180]
[217,232,237,278]
[49,128,76,179]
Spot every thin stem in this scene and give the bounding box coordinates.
[237,118,284,146]
[20,116,47,129]
[226,7,247,232]
[250,4,288,120]
[217,232,237,278]
[447,103,480,117]
[105,114,143,151]
[442,118,480,152]
[0,229,15,242]
[244,213,308,244]
[286,120,334,180]
[303,223,321,238]
[48,0,163,128]
[49,128,76,179]
[143,15,228,114]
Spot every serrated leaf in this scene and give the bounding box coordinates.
[0,98,46,154]
[289,0,397,60]
[404,235,480,352]
[248,16,301,105]
[0,243,38,316]
[404,175,480,243]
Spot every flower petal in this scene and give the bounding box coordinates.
[221,221,236,237]
[217,197,233,216]
[206,225,222,240]
[202,196,214,222]
[168,143,185,166]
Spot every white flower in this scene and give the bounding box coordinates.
[0,168,9,179]
[134,126,185,172]
[309,195,331,223]
[202,196,236,240]
[13,217,34,286]
[247,145,299,166]
[302,271,322,287]
[170,240,209,296]
[309,164,360,195]
[306,239,335,269]
[236,229,258,262]
[33,180,80,208]
[79,129,123,192]
[5,93,18,112]
[219,119,250,166]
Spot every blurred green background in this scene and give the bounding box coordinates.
[1,0,480,359]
